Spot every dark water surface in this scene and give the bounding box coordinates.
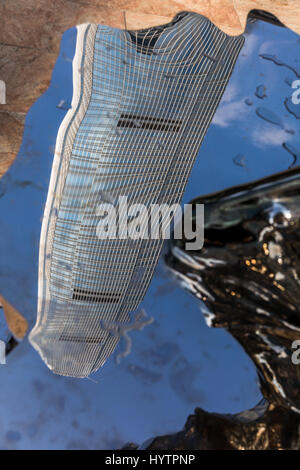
[0,18,299,449]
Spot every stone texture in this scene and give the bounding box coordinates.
[156,167,300,449]
[0,1,299,178]
[143,403,300,450]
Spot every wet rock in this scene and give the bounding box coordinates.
[1,3,296,179]
[144,401,300,450]
[146,167,300,449]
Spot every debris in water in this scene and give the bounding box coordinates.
[259,54,300,78]
[233,154,246,167]
[256,107,284,128]
[101,309,154,364]
[56,100,72,111]
[245,98,253,106]
[282,142,300,168]
[13,180,44,191]
[255,85,267,99]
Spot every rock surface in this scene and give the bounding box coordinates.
[150,167,300,449]
[143,402,300,450]
[0,1,299,178]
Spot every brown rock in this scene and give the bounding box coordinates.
[0,0,299,177]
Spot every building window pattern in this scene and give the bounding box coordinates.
[29,12,244,377]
